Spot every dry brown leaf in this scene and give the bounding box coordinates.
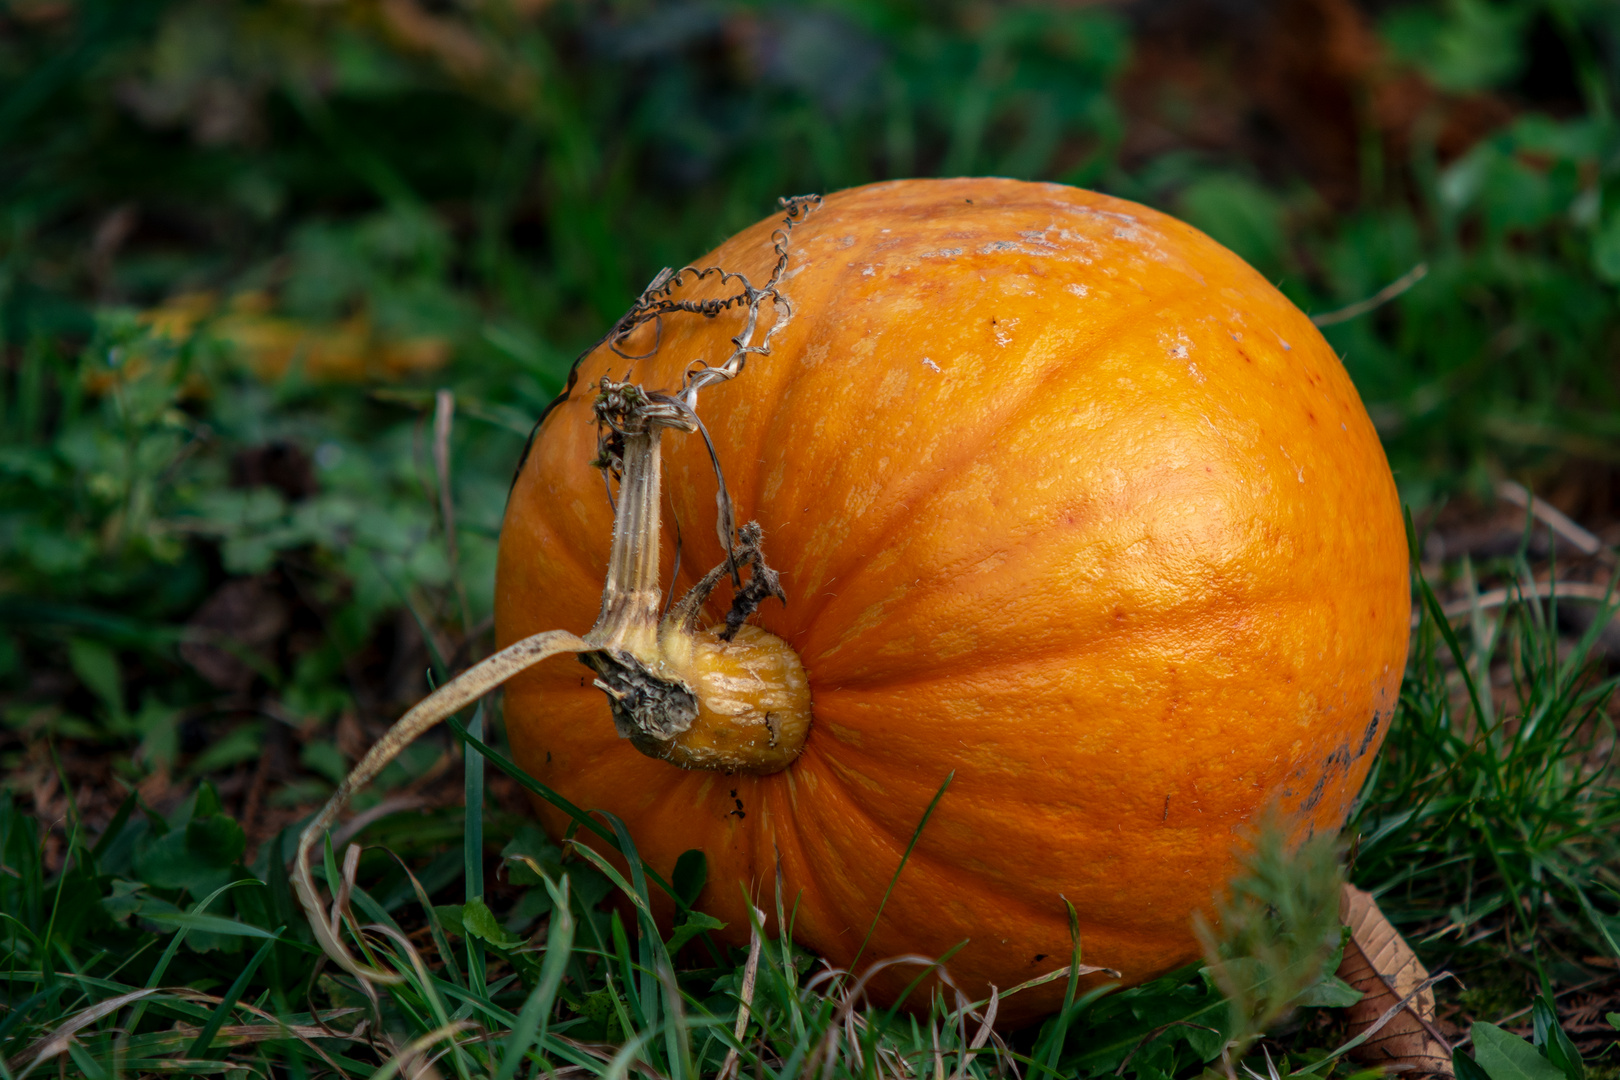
[136,290,452,383]
[1338,883,1453,1076]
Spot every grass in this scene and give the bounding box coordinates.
[1348,538,1620,1015]
[3,0,1620,1075]
[5,500,1620,1076]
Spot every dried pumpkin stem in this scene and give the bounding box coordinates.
[589,389,694,653]
[576,381,809,772]
[594,429,663,654]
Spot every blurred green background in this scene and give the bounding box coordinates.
[2,0,1618,876]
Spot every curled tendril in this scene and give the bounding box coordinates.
[604,194,821,408]
[593,194,820,575]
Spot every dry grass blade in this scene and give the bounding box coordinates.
[1496,480,1608,560]
[139,1020,368,1051]
[13,987,161,1077]
[14,990,364,1079]
[1337,884,1454,1076]
[997,960,1118,1001]
[968,992,997,1053]
[1434,579,1616,620]
[715,904,765,1080]
[172,992,367,1073]
[173,991,368,1073]
[1310,262,1428,327]
[433,387,474,635]
[330,794,429,851]
[372,1021,477,1080]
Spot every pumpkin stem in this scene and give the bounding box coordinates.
[587,380,695,656]
[578,381,807,773]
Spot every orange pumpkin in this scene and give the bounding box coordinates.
[494,177,1409,1023]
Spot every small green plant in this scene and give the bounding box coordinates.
[1456,993,1589,1080]
[1196,828,1357,1058]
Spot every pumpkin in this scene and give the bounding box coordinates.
[487,177,1409,1023]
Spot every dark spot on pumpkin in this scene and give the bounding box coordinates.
[1114,607,1126,620]
[546,751,552,763]
[728,789,746,820]
[1033,953,1048,963]
[1301,773,1326,812]
[965,199,973,204]
[1357,711,1382,756]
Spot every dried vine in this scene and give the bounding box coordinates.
[606,194,821,403]
[595,193,821,582]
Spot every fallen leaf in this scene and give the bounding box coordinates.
[140,290,452,383]
[1338,883,1454,1076]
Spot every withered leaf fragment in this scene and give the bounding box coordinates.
[1337,883,1454,1076]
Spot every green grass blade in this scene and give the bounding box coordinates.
[185,930,280,1058]
[124,879,257,1036]
[465,702,487,1001]
[387,850,464,985]
[1417,573,1492,751]
[602,812,669,1035]
[1035,897,1084,1077]
[609,909,646,1032]
[494,875,575,1080]
[137,912,280,939]
[446,715,688,910]
[38,812,79,990]
[850,771,953,974]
